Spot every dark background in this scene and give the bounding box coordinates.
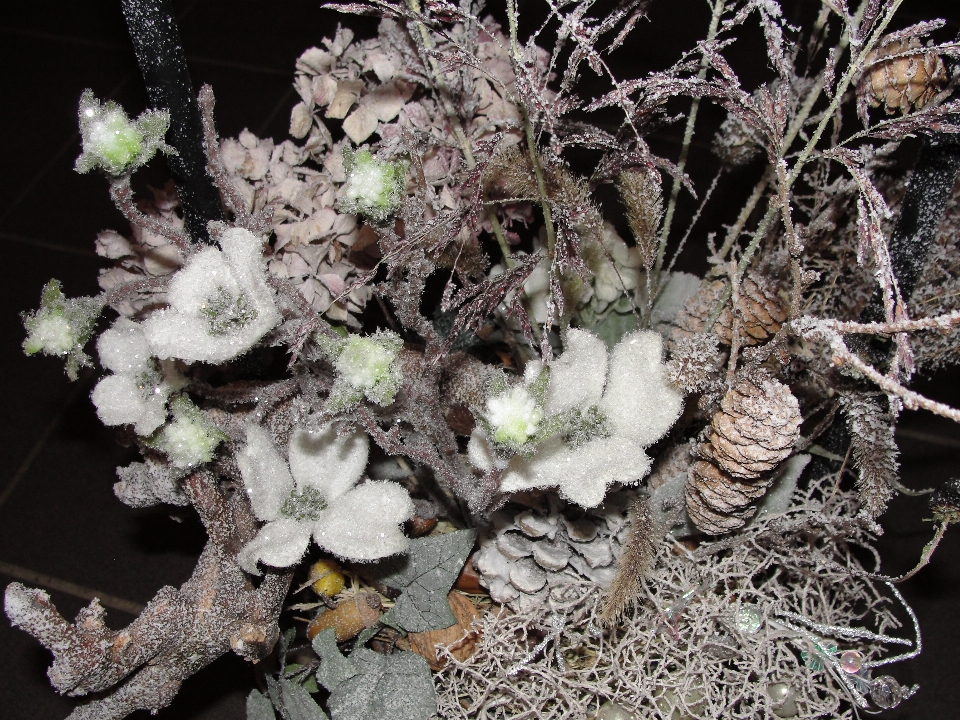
[1,1,958,718]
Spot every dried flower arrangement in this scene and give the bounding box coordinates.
[7,0,960,718]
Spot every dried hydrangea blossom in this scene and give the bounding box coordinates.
[237,423,414,571]
[90,317,185,435]
[469,329,682,507]
[142,228,280,363]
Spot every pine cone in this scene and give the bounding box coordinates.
[860,37,947,115]
[685,376,801,535]
[671,275,785,348]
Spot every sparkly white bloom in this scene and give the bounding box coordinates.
[90,318,183,436]
[143,228,280,363]
[468,329,683,507]
[337,148,404,224]
[237,423,414,573]
[486,386,543,445]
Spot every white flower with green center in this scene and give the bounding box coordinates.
[22,279,102,380]
[337,148,405,224]
[486,386,543,445]
[237,423,414,573]
[90,318,185,436]
[468,329,683,507]
[147,396,228,469]
[320,329,403,411]
[142,228,281,363]
[75,89,174,176]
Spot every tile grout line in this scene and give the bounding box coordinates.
[0,560,144,615]
[0,378,88,514]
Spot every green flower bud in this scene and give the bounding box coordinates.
[337,148,405,224]
[147,396,228,469]
[22,279,103,380]
[75,89,174,176]
[319,329,403,411]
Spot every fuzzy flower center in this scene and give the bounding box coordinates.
[88,111,143,167]
[345,159,392,208]
[27,315,75,356]
[487,386,543,445]
[336,336,394,391]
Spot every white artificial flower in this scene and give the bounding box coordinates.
[468,329,682,507]
[237,423,414,573]
[90,318,184,436]
[142,228,280,363]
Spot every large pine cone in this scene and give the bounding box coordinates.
[860,37,947,115]
[672,275,786,348]
[685,376,801,535]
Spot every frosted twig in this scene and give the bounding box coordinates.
[109,178,192,255]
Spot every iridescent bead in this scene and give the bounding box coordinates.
[735,605,762,634]
[594,700,636,720]
[870,676,904,709]
[839,650,863,674]
[767,683,798,718]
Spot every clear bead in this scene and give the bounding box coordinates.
[870,676,904,709]
[735,605,762,634]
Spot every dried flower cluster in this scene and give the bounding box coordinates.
[9,0,960,718]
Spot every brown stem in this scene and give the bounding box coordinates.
[110,178,193,255]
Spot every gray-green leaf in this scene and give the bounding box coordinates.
[279,678,329,720]
[246,690,277,720]
[313,628,359,692]
[327,648,437,720]
[373,529,476,632]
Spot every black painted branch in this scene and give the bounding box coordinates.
[860,131,960,323]
[121,0,224,244]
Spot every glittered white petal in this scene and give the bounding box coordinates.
[467,428,496,472]
[91,374,149,428]
[288,423,368,501]
[313,481,414,561]
[237,518,313,574]
[96,318,153,374]
[237,424,294,522]
[142,228,280,363]
[600,330,682,446]
[543,329,607,415]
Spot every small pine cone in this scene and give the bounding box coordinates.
[684,477,755,535]
[671,276,785,348]
[861,38,947,115]
[708,376,801,480]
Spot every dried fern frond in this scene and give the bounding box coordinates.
[840,393,899,518]
[600,497,658,623]
[617,168,663,269]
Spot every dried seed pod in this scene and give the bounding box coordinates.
[308,558,346,598]
[408,591,481,670]
[672,276,785,348]
[306,591,382,642]
[617,169,663,268]
[860,37,947,115]
[685,377,800,536]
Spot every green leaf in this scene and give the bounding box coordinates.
[372,529,476,632]
[313,628,358,692]
[590,309,639,350]
[246,690,277,720]
[326,648,437,720]
[279,678,329,720]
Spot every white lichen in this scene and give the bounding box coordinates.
[237,423,414,572]
[142,228,281,363]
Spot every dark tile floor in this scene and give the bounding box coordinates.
[1,1,959,719]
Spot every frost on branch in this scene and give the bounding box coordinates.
[142,228,280,363]
[237,423,414,572]
[841,393,899,518]
[469,329,682,507]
